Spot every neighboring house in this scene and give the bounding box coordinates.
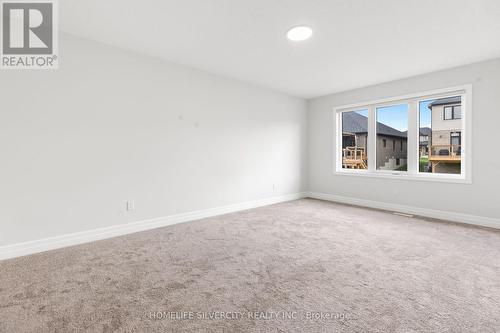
[428,97,462,174]
[419,127,431,156]
[403,126,431,157]
[342,112,407,170]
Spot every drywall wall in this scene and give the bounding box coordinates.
[308,58,500,220]
[0,34,307,247]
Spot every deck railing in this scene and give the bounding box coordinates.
[342,146,367,169]
[429,145,461,160]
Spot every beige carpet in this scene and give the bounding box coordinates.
[1,199,500,332]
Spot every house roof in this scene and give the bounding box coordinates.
[419,127,431,136]
[342,112,407,138]
[427,96,461,109]
[403,127,431,135]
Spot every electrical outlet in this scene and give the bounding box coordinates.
[126,200,135,211]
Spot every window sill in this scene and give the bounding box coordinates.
[334,169,471,184]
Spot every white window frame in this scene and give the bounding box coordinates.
[334,84,472,184]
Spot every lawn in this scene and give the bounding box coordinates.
[419,156,429,172]
[395,164,407,171]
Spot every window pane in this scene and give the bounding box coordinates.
[376,104,408,171]
[444,106,453,120]
[341,109,368,169]
[451,132,461,145]
[453,106,462,119]
[419,96,462,174]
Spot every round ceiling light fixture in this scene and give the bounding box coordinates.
[286,26,313,41]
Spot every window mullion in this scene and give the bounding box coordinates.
[407,101,418,174]
[367,106,376,172]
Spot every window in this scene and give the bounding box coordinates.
[451,132,461,146]
[376,104,408,171]
[444,105,461,120]
[335,85,471,183]
[340,109,368,169]
[420,96,462,175]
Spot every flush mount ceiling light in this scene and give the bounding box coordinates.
[286,26,313,41]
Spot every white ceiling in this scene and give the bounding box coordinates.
[60,0,500,98]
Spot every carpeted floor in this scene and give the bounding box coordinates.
[1,199,500,332]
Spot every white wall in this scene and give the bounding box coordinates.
[0,34,307,247]
[308,58,500,220]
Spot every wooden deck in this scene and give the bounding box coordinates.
[428,144,461,162]
[429,144,461,172]
[342,147,367,169]
[428,156,461,163]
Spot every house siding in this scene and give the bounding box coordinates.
[376,135,407,169]
[434,163,460,174]
[429,101,462,174]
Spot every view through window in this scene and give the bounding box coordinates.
[337,87,468,181]
[341,109,368,169]
[376,104,408,171]
[419,96,462,174]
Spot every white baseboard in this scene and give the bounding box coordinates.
[306,191,500,230]
[0,192,307,261]
[3,191,497,261]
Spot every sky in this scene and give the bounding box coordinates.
[354,100,435,132]
[419,100,433,128]
[377,104,409,131]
